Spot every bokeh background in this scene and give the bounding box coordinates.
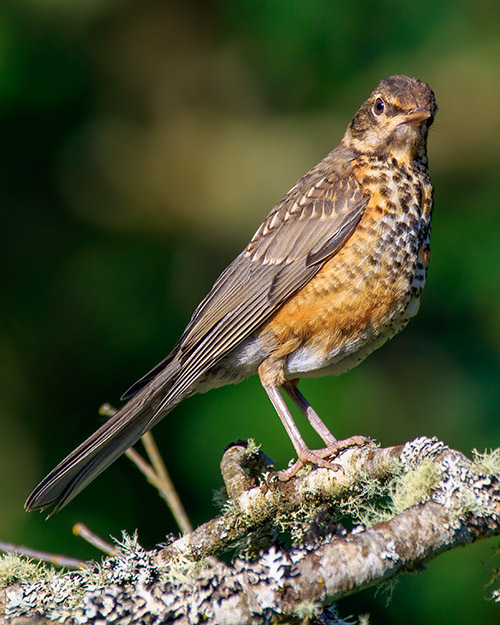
[2,0,500,622]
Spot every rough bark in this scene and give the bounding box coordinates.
[2,437,500,624]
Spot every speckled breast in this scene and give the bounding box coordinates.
[355,154,433,321]
[282,154,433,379]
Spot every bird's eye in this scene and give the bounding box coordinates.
[373,98,385,115]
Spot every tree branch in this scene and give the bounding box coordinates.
[3,437,500,624]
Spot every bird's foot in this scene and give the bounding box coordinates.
[311,435,372,458]
[273,435,372,481]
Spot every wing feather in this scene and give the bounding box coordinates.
[125,148,369,408]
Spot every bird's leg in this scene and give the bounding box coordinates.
[260,382,341,479]
[276,381,371,479]
[259,361,370,479]
[282,381,337,446]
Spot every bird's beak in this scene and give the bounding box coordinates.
[396,107,432,126]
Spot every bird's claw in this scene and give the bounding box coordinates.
[271,435,373,481]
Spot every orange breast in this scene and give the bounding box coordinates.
[260,154,433,369]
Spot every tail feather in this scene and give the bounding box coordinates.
[25,360,181,515]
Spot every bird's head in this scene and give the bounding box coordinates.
[343,75,437,164]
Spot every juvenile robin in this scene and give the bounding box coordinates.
[26,74,437,514]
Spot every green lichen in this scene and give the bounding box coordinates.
[0,553,53,588]
[159,548,209,584]
[337,475,394,527]
[274,504,320,544]
[390,458,441,514]
[213,485,230,511]
[243,438,262,458]
[335,458,440,529]
[293,599,323,623]
[374,576,399,606]
[472,448,500,478]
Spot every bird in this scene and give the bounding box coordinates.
[26,74,437,514]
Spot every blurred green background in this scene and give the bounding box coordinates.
[2,0,500,622]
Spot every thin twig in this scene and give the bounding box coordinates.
[73,523,118,556]
[125,447,161,488]
[0,540,84,569]
[99,403,118,418]
[100,402,193,535]
[141,431,193,535]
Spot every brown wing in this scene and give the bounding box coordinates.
[138,156,369,416]
[25,163,367,514]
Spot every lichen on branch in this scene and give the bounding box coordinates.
[4,436,500,624]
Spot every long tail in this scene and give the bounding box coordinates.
[25,362,180,515]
